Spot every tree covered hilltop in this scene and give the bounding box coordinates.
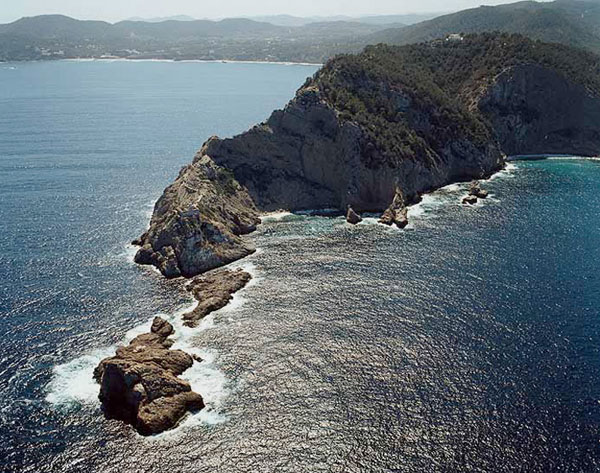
[370,0,600,56]
[314,32,600,167]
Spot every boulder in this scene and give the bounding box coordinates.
[462,195,478,205]
[469,181,489,199]
[379,188,409,229]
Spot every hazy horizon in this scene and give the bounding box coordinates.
[0,0,550,24]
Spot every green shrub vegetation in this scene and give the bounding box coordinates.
[311,33,600,167]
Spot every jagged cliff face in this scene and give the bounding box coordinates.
[203,86,503,212]
[480,64,600,156]
[134,155,260,278]
[136,35,600,278]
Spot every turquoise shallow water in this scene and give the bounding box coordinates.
[2,61,600,472]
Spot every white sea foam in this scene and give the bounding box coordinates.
[489,162,518,180]
[407,182,469,222]
[121,243,139,264]
[143,202,154,222]
[45,347,115,407]
[261,211,294,222]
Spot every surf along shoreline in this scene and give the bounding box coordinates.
[91,153,521,436]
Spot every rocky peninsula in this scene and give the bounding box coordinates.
[133,33,600,279]
[101,33,600,434]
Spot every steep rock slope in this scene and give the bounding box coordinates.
[136,34,600,277]
[134,155,260,278]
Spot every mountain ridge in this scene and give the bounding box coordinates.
[370,0,600,54]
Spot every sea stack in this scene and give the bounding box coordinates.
[379,189,409,229]
[94,317,204,435]
[346,206,362,224]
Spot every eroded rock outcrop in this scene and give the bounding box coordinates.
[378,188,409,229]
[462,195,478,205]
[469,181,489,199]
[183,268,252,327]
[134,155,261,278]
[94,317,204,435]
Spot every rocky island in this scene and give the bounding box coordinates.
[99,33,600,434]
[93,317,204,435]
[93,269,251,435]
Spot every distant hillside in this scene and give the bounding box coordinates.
[4,2,600,63]
[248,13,443,27]
[125,15,197,23]
[0,14,401,62]
[370,0,600,54]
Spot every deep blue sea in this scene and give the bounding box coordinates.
[2,60,600,473]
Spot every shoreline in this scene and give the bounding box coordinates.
[507,153,599,161]
[2,57,324,67]
[49,161,515,436]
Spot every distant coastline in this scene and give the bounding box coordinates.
[1,57,323,67]
[64,57,324,67]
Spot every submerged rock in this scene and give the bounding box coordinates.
[94,317,204,435]
[183,268,252,327]
[462,195,478,205]
[346,206,362,224]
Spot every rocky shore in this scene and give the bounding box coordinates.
[462,181,489,205]
[183,268,252,327]
[133,37,600,279]
[108,34,600,435]
[94,268,251,435]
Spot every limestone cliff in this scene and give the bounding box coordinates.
[135,34,600,278]
[480,64,600,157]
[200,86,502,212]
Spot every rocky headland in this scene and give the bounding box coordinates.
[133,33,600,279]
[105,33,600,434]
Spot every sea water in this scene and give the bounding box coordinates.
[2,61,600,472]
